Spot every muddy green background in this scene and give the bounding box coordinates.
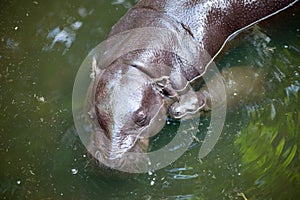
[0,0,299,199]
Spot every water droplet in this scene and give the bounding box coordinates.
[150,180,155,186]
[37,96,45,102]
[71,168,78,175]
[270,103,276,120]
[71,21,83,30]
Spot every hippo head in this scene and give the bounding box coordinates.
[87,58,171,172]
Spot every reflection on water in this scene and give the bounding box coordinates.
[0,0,299,199]
[111,0,134,9]
[43,21,83,55]
[233,31,300,198]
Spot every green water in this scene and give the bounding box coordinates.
[1,0,299,199]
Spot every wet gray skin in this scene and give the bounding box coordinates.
[84,0,299,172]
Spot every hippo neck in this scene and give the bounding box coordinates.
[110,0,298,57]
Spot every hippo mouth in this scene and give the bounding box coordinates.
[87,127,150,173]
[85,112,149,172]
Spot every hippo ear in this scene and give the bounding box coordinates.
[90,56,103,80]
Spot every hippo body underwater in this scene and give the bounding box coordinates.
[79,0,299,172]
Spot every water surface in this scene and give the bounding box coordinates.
[0,1,299,199]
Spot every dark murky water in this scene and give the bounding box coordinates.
[0,0,299,199]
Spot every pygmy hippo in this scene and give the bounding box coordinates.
[76,0,299,173]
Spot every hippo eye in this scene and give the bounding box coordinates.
[134,109,148,126]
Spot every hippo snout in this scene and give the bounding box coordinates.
[88,129,150,173]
